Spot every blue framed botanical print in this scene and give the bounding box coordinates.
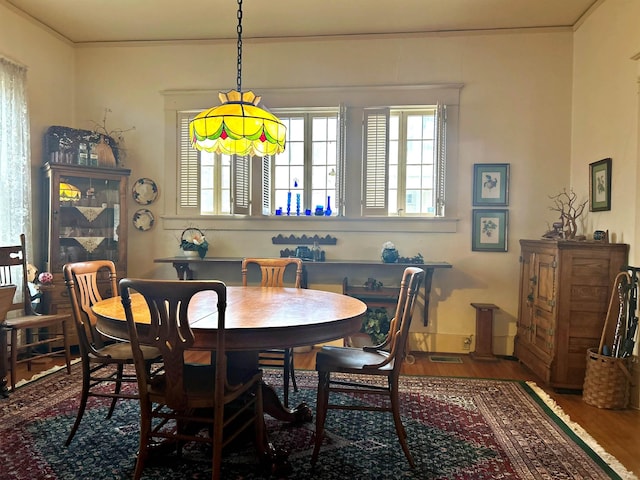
[472,209,508,252]
[473,163,510,206]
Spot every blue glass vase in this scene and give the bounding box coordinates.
[325,196,332,216]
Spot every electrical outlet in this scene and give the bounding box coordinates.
[462,335,472,350]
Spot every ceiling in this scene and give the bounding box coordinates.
[5,0,600,44]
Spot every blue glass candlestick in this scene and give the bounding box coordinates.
[286,191,291,216]
[296,193,301,216]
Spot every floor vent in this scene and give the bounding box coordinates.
[428,355,463,364]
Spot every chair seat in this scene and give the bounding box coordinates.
[89,342,160,362]
[4,312,70,329]
[315,345,394,372]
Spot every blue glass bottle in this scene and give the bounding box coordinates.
[325,196,332,216]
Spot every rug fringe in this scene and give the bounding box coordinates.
[13,358,82,390]
[525,381,638,480]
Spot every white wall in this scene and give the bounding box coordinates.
[69,29,574,354]
[1,0,581,357]
[571,0,640,407]
[0,3,75,262]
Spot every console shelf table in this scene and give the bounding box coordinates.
[154,257,451,326]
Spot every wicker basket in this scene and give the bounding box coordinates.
[582,348,632,409]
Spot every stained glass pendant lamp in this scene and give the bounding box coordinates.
[59,182,81,202]
[189,0,286,157]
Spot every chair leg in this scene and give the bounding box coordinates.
[106,363,124,419]
[283,351,290,408]
[311,370,330,465]
[212,399,225,480]
[133,399,152,480]
[289,349,298,392]
[63,320,72,375]
[390,380,415,468]
[10,329,17,391]
[66,358,92,446]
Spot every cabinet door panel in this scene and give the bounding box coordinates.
[531,308,554,360]
[517,252,534,342]
[533,252,556,314]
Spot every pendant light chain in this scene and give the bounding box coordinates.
[236,0,243,94]
[189,0,286,157]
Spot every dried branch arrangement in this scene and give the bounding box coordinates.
[547,188,587,239]
[89,108,135,145]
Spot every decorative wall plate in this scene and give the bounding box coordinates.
[132,209,154,231]
[132,178,158,205]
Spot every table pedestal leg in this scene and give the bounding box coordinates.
[227,351,312,423]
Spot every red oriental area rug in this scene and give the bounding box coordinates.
[0,363,636,479]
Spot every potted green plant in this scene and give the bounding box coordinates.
[361,307,390,345]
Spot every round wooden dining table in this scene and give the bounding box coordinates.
[92,286,367,422]
[93,286,367,350]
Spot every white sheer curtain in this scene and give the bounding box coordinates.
[0,57,32,249]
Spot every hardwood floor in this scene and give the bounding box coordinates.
[11,350,640,477]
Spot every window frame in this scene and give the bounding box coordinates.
[269,107,342,217]
[167,84,461,231]
[362,104,447,218]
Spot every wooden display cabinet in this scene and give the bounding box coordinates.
[514,239,628,390]
[41,162,130,327]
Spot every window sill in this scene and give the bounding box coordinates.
[161,215,459,234]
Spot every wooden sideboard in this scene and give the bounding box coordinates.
[154,257,451,326]
[514,239,629,390]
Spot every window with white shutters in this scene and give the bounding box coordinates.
[362,105,447,217]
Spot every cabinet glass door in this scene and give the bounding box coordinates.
[56,174,122,271]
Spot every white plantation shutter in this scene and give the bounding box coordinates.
[336,104,346,216]
[435,104,447,216]
[362,108,390,215]
[178,112,199,212]
[261,155,272,215]
[232,155,250,214]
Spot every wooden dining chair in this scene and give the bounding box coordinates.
[311,266,425,467]
[120,278,264,480]
[62,260,162,445]
[0,234,72,391]
[241,257,303,407]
